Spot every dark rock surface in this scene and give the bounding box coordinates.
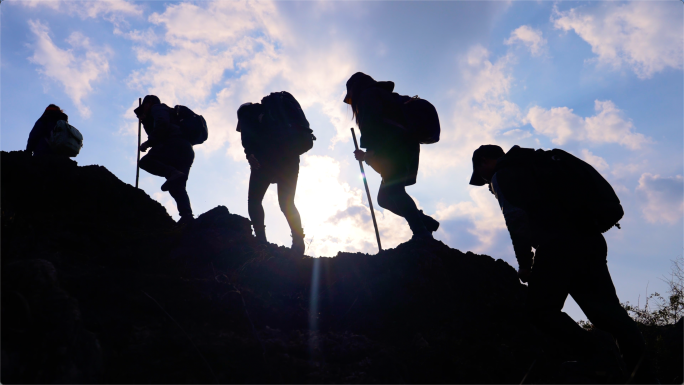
[1,150,680,383]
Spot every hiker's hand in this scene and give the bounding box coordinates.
[518,268,532,283]
[139,141,150,152]
[354,149,365,161]
[248,154,261,170]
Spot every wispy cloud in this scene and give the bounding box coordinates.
[28,20,111,118]
[19,0,142,28]
[505,25,547,56]
[636,173,683,224]
[526,100,649,150]
[126,0,355,158]
[552,2,683,79]
[421,45,523,173]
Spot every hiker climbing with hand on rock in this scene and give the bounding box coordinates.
[26,104,83,158]
[134,95,208,227]
[470,144,660,384]
[237,92,315,255]
[344,72,440,242]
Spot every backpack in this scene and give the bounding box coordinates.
[391,94,441,144]
[49,120,83,157]
[174,105,208,145]
[521,148,623,233]
[260,91,315,156]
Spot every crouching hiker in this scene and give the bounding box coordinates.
[26,104,83,158]
[344,72,440,241]
[135,95,207,226]
[470,144,659,383]
[237,92,315,254]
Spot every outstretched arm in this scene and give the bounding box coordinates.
[491,174,534,282]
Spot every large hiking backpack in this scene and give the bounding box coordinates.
[49,120,83,157]
[260,91,315,156]
[530,149,623,233]
[390,94,441,144]
[174,105,208,145]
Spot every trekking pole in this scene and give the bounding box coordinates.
[135,97,141,189]
[351,127,382,252]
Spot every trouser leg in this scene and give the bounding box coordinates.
[527,243,593,356]
[377,181,426,234]
[139,151,176,178]
[247,169,271,231]
[570,249,647,378]
[277,165,303,237]
[168,185,192,218]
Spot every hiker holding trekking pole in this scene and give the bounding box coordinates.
[133,95,208,227]
[344,72,440,242]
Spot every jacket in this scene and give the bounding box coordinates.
[239,103,299,167]
[491,145,599,269]
[143,103,183,147]
[356,86,419,186]
[26,110,69,156]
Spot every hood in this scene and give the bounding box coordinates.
[343,72,395,104]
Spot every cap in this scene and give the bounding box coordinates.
[142,95,160,105]
[469,144,505,186]
[343,72,395,104]
[134,95,161,117]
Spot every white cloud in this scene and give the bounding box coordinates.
[18,0,142,27]
[552,2,683,79]
[504,25,547,56]
[434,187,506,253]
[526,100,649,150]
[636,173,683,224]
[580,149,609,172]
[420,45,522,173]
[126,0,354,157]
[28,20,111,118]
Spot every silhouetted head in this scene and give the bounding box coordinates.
[134,95,161,119]
[44,104,63,113]
[42,104,67,120]
[469,145,505,186]
[343,72,394,105]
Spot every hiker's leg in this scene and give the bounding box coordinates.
[167,141,195,217]
[528,243,592,356]
[276,162,303,238]
[570,235,649,379]
[377,181,426,234]
[168,184,192,218]
[247,168,271,232]
[139,146,176,177]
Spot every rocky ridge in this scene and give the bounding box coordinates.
[1,150,680,384]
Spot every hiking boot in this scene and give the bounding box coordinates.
[291,232,305,255]
[408,214,432,241]
[161,170,186,192]
[410,232,435,242]
[420,210,440,232]
[177,215,195,227]
[253,225,268,245]
[576,330,628,383]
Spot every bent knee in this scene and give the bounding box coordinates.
[279,200,296,213]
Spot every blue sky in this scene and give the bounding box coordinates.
[2,0,682,321]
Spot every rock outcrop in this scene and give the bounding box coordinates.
[1,151,680,384]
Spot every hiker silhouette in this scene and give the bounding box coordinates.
[470,144,659,383]
[134,95,195,226]
[344,72,439,241]
[236,92,315,254]
[26,104,81,157]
